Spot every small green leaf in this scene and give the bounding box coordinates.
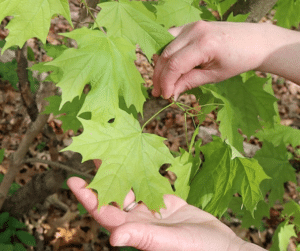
[13,243,27,251]
[155,0,202,29]
[15,230,36,246]
[0,59,18,89]
[27,46,35,62]
[0,212,9,227]
[254,141,296,207]
[77,203,88,215]
[0,149,4,163]
[168,150,193,200]
[120,247,139,251]
[7,217,26,229]
[0,243,14,251]
[0,229,13,243]
[270,221,297,251]
[282,200,300,231]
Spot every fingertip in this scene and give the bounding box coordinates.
[151,88,160,97]
[123,190,136,208]
[67,177,87,191]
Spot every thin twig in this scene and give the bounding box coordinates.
[23,158,94,180]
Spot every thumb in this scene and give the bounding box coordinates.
[110,222,186,251]
[173,68,215,100]
[168,25,186,37]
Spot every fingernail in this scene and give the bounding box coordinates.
[115,233,131,246]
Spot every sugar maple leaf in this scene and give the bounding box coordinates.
[271,221,297,251]
[254,141,296,206]
[64,109,174,211]
[187,137,269,217]
[46,28,146,121]
[155,0,202,29]
[206,75,277,152]
[96,0,174,60]
[274,0,300,28]
[255,124,300,148]
[282,201,300,231]
[168,149,193,200]
[0,0,72,53]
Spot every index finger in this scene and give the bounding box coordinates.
[157,44,204,99]
[67,177,127,231]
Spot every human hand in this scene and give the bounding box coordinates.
[152,21,277,100]
[67,173,265,250]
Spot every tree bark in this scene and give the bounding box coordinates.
[16,43,39,122]
[222,0,278,22]
[246,0,278,23]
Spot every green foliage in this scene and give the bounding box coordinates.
[0,0,72,53]
[0,57,39,93]
[43,94,91,132]
[0,149,4,163]
[155,0,202,29]
[256,124,300,148]
[187,137,269,217]
[274,0,300,28]
[254,141,296,206]
[270,221,297,251]
[229,198,270,230]
[64,109,174,211]
[95,0,174,60]
[45,27,147,121]
[0,212,35,250]
[203,74,277,152]
[1,0,300,248]
[282,200,300,231]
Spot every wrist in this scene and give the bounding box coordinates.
[254,24,300,84]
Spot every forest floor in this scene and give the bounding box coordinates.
[0,1,300,250]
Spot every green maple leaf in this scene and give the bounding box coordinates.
[204,0,236,16]
[274,0,300,28]
[282,200,300,231]
[64,109,174,211]
[45,27,146,121]
[155,0,202,29]
[187,136,269,217]
[30,44,67,83]
[270,221,297,251]
[229,198,270,230]
[168,149,193,200]
[0,0,72,53]
[95,0,174,60]
[0,59,18,88]
[0,59,39,92]
[254,141,296,207]
[43,95,91,132]
[205,74,277,152]
[255,124,300,148]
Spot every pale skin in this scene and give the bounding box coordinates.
[68,21,300,250]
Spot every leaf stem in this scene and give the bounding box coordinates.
[184,113,189,149]
[81,0,105,34]
[141,102,174,131]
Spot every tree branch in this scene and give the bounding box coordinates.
[16,43,39,121]
[222,0,278,22]
[23,158,94,179]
